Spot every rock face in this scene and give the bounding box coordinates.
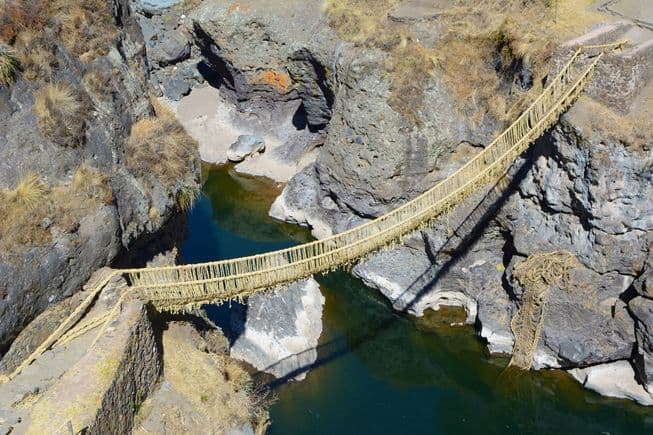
[188,0,337,129]
[629,297,653,393]
[115,0,652,406]
[0,0,199,354]
[256,7,651,404]
[230,279,325,381]
[23,300,161,434]
[569,361,653,406]
[149,30,191,67]
[227,135,266,162]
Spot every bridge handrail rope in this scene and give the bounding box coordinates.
[124,40,624,304]
[0,40,625,383]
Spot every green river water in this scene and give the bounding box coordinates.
[180,165,651,434]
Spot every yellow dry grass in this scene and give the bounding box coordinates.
[325,0,608,125]
[48,0,117,63]
[571,95,653,151]
[1,0,118,84]
[134,324,271,434]
[125,100,198,191]
[0,47,20,86]
[324,0,399,44]
[13,30,58,82]
[0,165,113,259]
[33,82,88,146]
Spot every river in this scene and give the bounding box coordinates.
[180,164,651,434]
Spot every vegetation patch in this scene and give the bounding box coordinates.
[0,0,118,85]
[571,96,653,152]
[325,0,399,44]
[384,40,437,126]
[33,82,89,147]
[325,0,604,126]
[0,165,114,259]
[48,0,117,63]
[13,30,58,81]
[125,100,198,193]
[0,47,20,86]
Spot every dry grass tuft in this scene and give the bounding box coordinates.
[325,0,399,44]
[49,0,117,63]
[125,100,198,191]
[176,185,198,212]
[72,163,114,205]
[33,82,88,146]
[0,165,113,258]
[13,30,58,81]
[5,173,48,209]
[572,96,652,152]
[0,47,20,86]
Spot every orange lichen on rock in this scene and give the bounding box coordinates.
[226,2,252,15]
[252,69,293,93]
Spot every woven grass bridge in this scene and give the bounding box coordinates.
[1,40,626,383]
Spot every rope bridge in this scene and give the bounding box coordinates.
[0,40,625,383]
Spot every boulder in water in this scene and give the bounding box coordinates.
[229,278,324,381]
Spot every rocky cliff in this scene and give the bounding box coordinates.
[170,0,653,404]
[0,0,199,355]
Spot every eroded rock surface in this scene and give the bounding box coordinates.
[230,278,325,381]
[0,0,199,355]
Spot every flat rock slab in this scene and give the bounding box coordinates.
[569,360,653,406]
[607,0,653,26]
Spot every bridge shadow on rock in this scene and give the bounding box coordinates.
[256,135,548,390]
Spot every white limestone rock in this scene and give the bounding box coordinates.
[230,278,325,381]
[569,360,653,406]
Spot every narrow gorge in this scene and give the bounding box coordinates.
[0,0,651,433]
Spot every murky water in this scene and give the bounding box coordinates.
[181,164,652,434]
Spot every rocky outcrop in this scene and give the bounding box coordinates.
[23,300,160,434]
[188,0,336,129]
[135,322,266,435]
[117,0,652,406]
[227,135,266,162]
[569,360,653,406]
[266,9,651,404]
[0,0,199,354]
[230,278,325,381]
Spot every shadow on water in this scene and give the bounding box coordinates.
[181,155,653,434]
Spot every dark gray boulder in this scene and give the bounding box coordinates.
[150,30,191,66]
[161,76,191,101]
